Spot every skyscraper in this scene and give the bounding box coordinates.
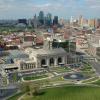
[78,15,83,26]
[38,11,44,25]
[95,19,100,28]
[45,13,52,26]
[53,16,58,25]
[33,14,38,28]
[88,19,95,28]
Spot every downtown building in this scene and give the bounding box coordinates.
[87,34,100,61]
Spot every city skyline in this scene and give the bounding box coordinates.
[0,0,100,19]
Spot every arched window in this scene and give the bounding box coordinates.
[58,57,62,64]
[41,59,46,65]
[49,58,54,66]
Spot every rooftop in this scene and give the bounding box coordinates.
[0,64,18,70]
[8,50,29,59]
[2,50,29,64]
[31,48,67,56]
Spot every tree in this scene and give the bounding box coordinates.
[26,85,30,93]
[20,83,30,93]
[32,83,43,96]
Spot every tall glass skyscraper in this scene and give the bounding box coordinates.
[38,11,44,25]
[46,13,52,26]
[53,16,58,25]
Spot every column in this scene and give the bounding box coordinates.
[62,56,65,64]
[46,58,49,67]
[65,56,67,65]
[54,57,58,67]
[37,59,40,68]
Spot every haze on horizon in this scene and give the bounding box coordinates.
[0,0,100,19]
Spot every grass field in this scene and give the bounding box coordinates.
[23,75,48,81]
[82,77,99,83]
[92,79,100,85]
[81,64,92,71]
[51,67,71,73]
[20,86,100,100]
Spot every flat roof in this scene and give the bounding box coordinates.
[31,48,67,56]
[0,64,18,69]
[8,50,29,59]
[23,60,35,63]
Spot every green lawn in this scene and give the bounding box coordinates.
[81,71,95,78]
[0,26,35,34]
[23,75,48,81]
[51,67,71,73]
[92,79,100,85]
[21,86,100,100]
[81,65,92,71]
[82,77,99,83]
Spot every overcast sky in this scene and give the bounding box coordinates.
[0,0,100,19]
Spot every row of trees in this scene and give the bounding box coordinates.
[0,26,35,35]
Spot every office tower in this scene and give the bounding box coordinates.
[88,19,95,28]
[46,13,52,26]
[52,40,76,53]
[53,16,58,25]
[95,19,100,28]
[33,14,38,28]
[27,19,32,27]
[38,11,44,25]
[78,15,83,26]
[79,16,88,27]
[70,16,74,25]
[82,18,88,26]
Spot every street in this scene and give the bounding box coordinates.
[91,62,100,75]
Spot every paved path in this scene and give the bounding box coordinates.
[18,93,26,100]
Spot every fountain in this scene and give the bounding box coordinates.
[70,74,77,79]
[63,73,85,80]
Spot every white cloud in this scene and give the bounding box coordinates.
[0,0,100,19]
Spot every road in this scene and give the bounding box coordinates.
[91,62,100,76]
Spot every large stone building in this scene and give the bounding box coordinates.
[16,60,36,71]
[26,48,67,68]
